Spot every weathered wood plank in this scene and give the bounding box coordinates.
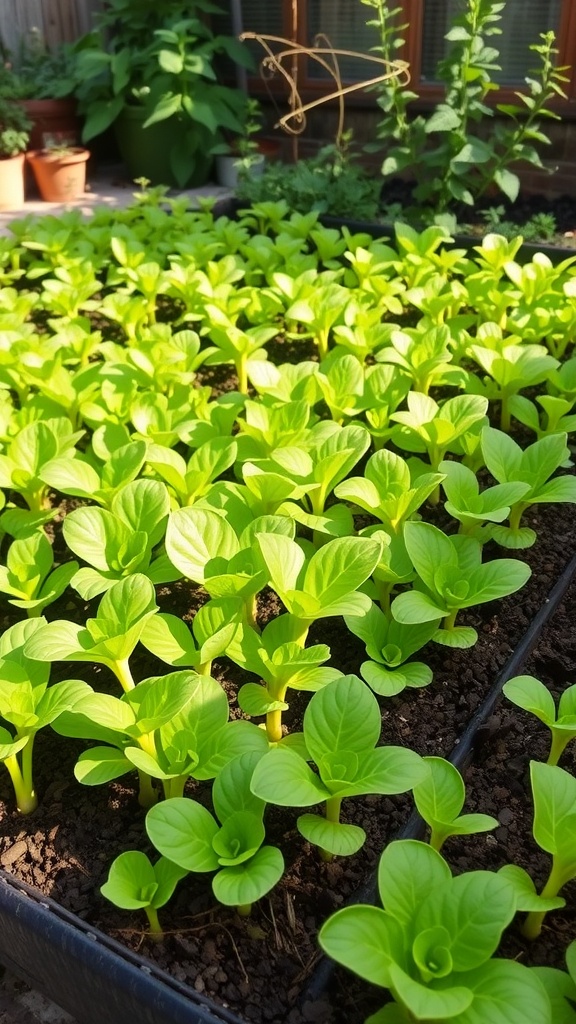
[0,0,102,56]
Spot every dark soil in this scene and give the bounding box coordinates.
[0,491,575,1024]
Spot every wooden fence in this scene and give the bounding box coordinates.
[0,0,101,57]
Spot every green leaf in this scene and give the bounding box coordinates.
[238,683,288,717]
[319,905,404,988]
[101,851,158,910]
[497,865,565,912]
[212,845,284,907]
[304,674,382,762]
[377,840,451,926]
[250,747,328,806]
[297,813,366,856]
[74,746,131,785]
[503,675,556,725]
[455,960,551,1024]
[146,797,220,872]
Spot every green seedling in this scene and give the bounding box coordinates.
[376,323,467,394]
[235,397,313,459]
[285,279,351,360]
[413,756,498,851]
[391,521,531,648]
[315,351,369,424]
[499,761,576,940]
[360,362,412,450]
[54,670,267,806]
[319,839,551,1023]
[0,618,91,813]
[140,597,242,677]
[225,612,341,742]
[439,458,531,539]
[335,448,443,535]
[202,303,278,394]
[146,751,284,916]
[40,439,147,508]
[345,602,437,697]
[255,533,382,647]
[509,394,576,448]
[251,674,427,860]
[503,675,576,766]
[359,525,416,617]
[166,507,294,629]
[146,437,238,507]
[63,478,180,598]
[391,392,489,502]
[24,574,158,693]
[0,418,83,511]
[481,427,576,548]
[101,851,188,939]
[468,333,558,431]
[0,532,78,616]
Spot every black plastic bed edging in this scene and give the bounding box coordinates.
[301,548,576,1005]
[2,554,576,1024]
[0,870,245,1024]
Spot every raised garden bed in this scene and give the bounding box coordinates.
[0,196,575,1023]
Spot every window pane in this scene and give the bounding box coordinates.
[307,0,382,81]
[212,2,284,71]
[421,0,562,84]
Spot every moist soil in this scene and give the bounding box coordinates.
[0,491,575,1024]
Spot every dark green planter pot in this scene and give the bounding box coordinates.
[114,107,213,188]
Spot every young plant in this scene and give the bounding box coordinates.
[391,393,489,502]
[500,761,576,940]
[0,418,83,511]
[54,670,267,806]
[335,448,443,535]
[0,532,78,616]
[0,619,91,813]
[534,939,576,1023]
[503,675,576,767]
[101,851,188,939]
[63,478,180,598]
[40,439,147,508]
[481,427,576,548]
[468,336,558,431]
[376,323,467,394]
[225,613,341,742]
[251,674,427,860]
[146,436,238,507]
[319,839,551,1023]
[439,458,531,539]
[391,521,531,648]
[345,602,437,697]
[413,756,498,851]
[166,507,294,629]
[146,751,284,916]
[139,597,242,677]
[24,574,159,693]
[254,534,382,647]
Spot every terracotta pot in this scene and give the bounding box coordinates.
[20,99,81,151]
[26,147,90,203]
[0,153,25,211]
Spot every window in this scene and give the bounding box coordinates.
[219,0,576,107]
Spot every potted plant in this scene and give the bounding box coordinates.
[0,31,80,151]
[25,142,90,203]
[0,98,31,210]
[70,0,253,188]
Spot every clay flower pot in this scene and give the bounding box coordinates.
[26,147,89,202]
[0,153,26,210]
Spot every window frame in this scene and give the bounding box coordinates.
[240,0,576,116]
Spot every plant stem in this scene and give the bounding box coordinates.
[4,751,37,814]
[442,609,458,632]
[508,502,528,533]
[522,860,565,940]
[319,796,342,863]
[144,905,163,940]
[113,658,136,692]
[236,904,252,917]
[244,593,260,633]
[137,770,158,809]
[547,730,572,767]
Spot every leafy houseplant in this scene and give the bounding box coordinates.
[0,98,31,210]
[71,0,253,188]
[0,33,80,150]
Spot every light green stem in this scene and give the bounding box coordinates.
[144,905,163,939]
[319,796,342,863]
[113,658,136,693]
[237,356,248,395]
[522,859,566,940]
[244,593,260,633]
[547,730,573,767]
[442,609,459,632]
[137,770,158,809]
[4,751,37,814]
[163,775,187,800]
[508,502,529,533]
[236,903,252,917]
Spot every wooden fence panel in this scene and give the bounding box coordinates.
[0,0,102,57]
